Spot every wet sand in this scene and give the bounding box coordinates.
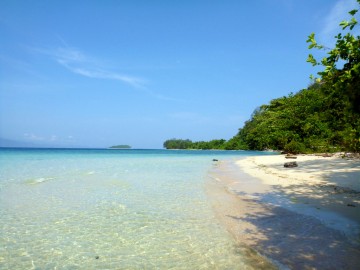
[207,155,360,269]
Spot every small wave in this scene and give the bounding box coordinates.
[26,177,54,185]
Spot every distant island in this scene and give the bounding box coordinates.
[109,145,131,149]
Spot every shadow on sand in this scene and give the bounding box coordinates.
[227,202,360,269]
[209,159,360,269]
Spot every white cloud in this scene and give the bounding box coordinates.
[319,0,359,46]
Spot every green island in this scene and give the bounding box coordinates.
[165,4,360,154]
[109,145,132,149]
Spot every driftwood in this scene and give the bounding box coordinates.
[284,161,298,168]
[315,153,333,157]
[285,155,297,159]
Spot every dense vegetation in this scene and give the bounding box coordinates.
[163,139,228,150]
[164,2,360,153]
[229,82,359,153]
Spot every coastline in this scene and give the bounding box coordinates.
[207,154,360,269]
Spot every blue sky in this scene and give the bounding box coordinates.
[0,0,358,148]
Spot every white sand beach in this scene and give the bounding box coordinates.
[207,154,360,269]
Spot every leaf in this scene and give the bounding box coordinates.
[308,43,316,49]
[321,57,328,66]
[349,9,358,16]
[307,54,317,66]
[306,33,316,44]
[340,20,349,29]
[349,17,358,30]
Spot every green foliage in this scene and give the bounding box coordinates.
[234,81,359,153]
[284,140,306,155]
[307,1,360,113]
[224,133,249,150]
[163,138,228,150]
[340,122,360,152]
[163,139,193,149]
[304,0,360,152]
[235,1,360,153]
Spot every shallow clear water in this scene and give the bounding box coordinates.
[0,148,273,269]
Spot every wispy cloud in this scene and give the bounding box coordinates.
[319,0,359,46]
[48,46,146,88]
[31,42,186,101]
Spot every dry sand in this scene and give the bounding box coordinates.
[237,154,360,224]
[207,154,360,269]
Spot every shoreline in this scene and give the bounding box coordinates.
[207,154,360,269]
[237,154,360,230]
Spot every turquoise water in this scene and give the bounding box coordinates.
[0,148,273,269]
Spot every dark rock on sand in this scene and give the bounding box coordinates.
[284,161,298,168]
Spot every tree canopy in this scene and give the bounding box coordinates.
[163,139,227,150]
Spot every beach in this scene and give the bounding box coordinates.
[2,148,359,269]
[207,154,360,269]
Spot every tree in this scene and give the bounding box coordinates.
[306,0,360,151]
[163,139,193,149]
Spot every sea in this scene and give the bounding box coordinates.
[0,148,275,269]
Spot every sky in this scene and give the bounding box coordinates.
[0,0,358,148]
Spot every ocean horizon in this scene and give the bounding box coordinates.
[0,148,275,269]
